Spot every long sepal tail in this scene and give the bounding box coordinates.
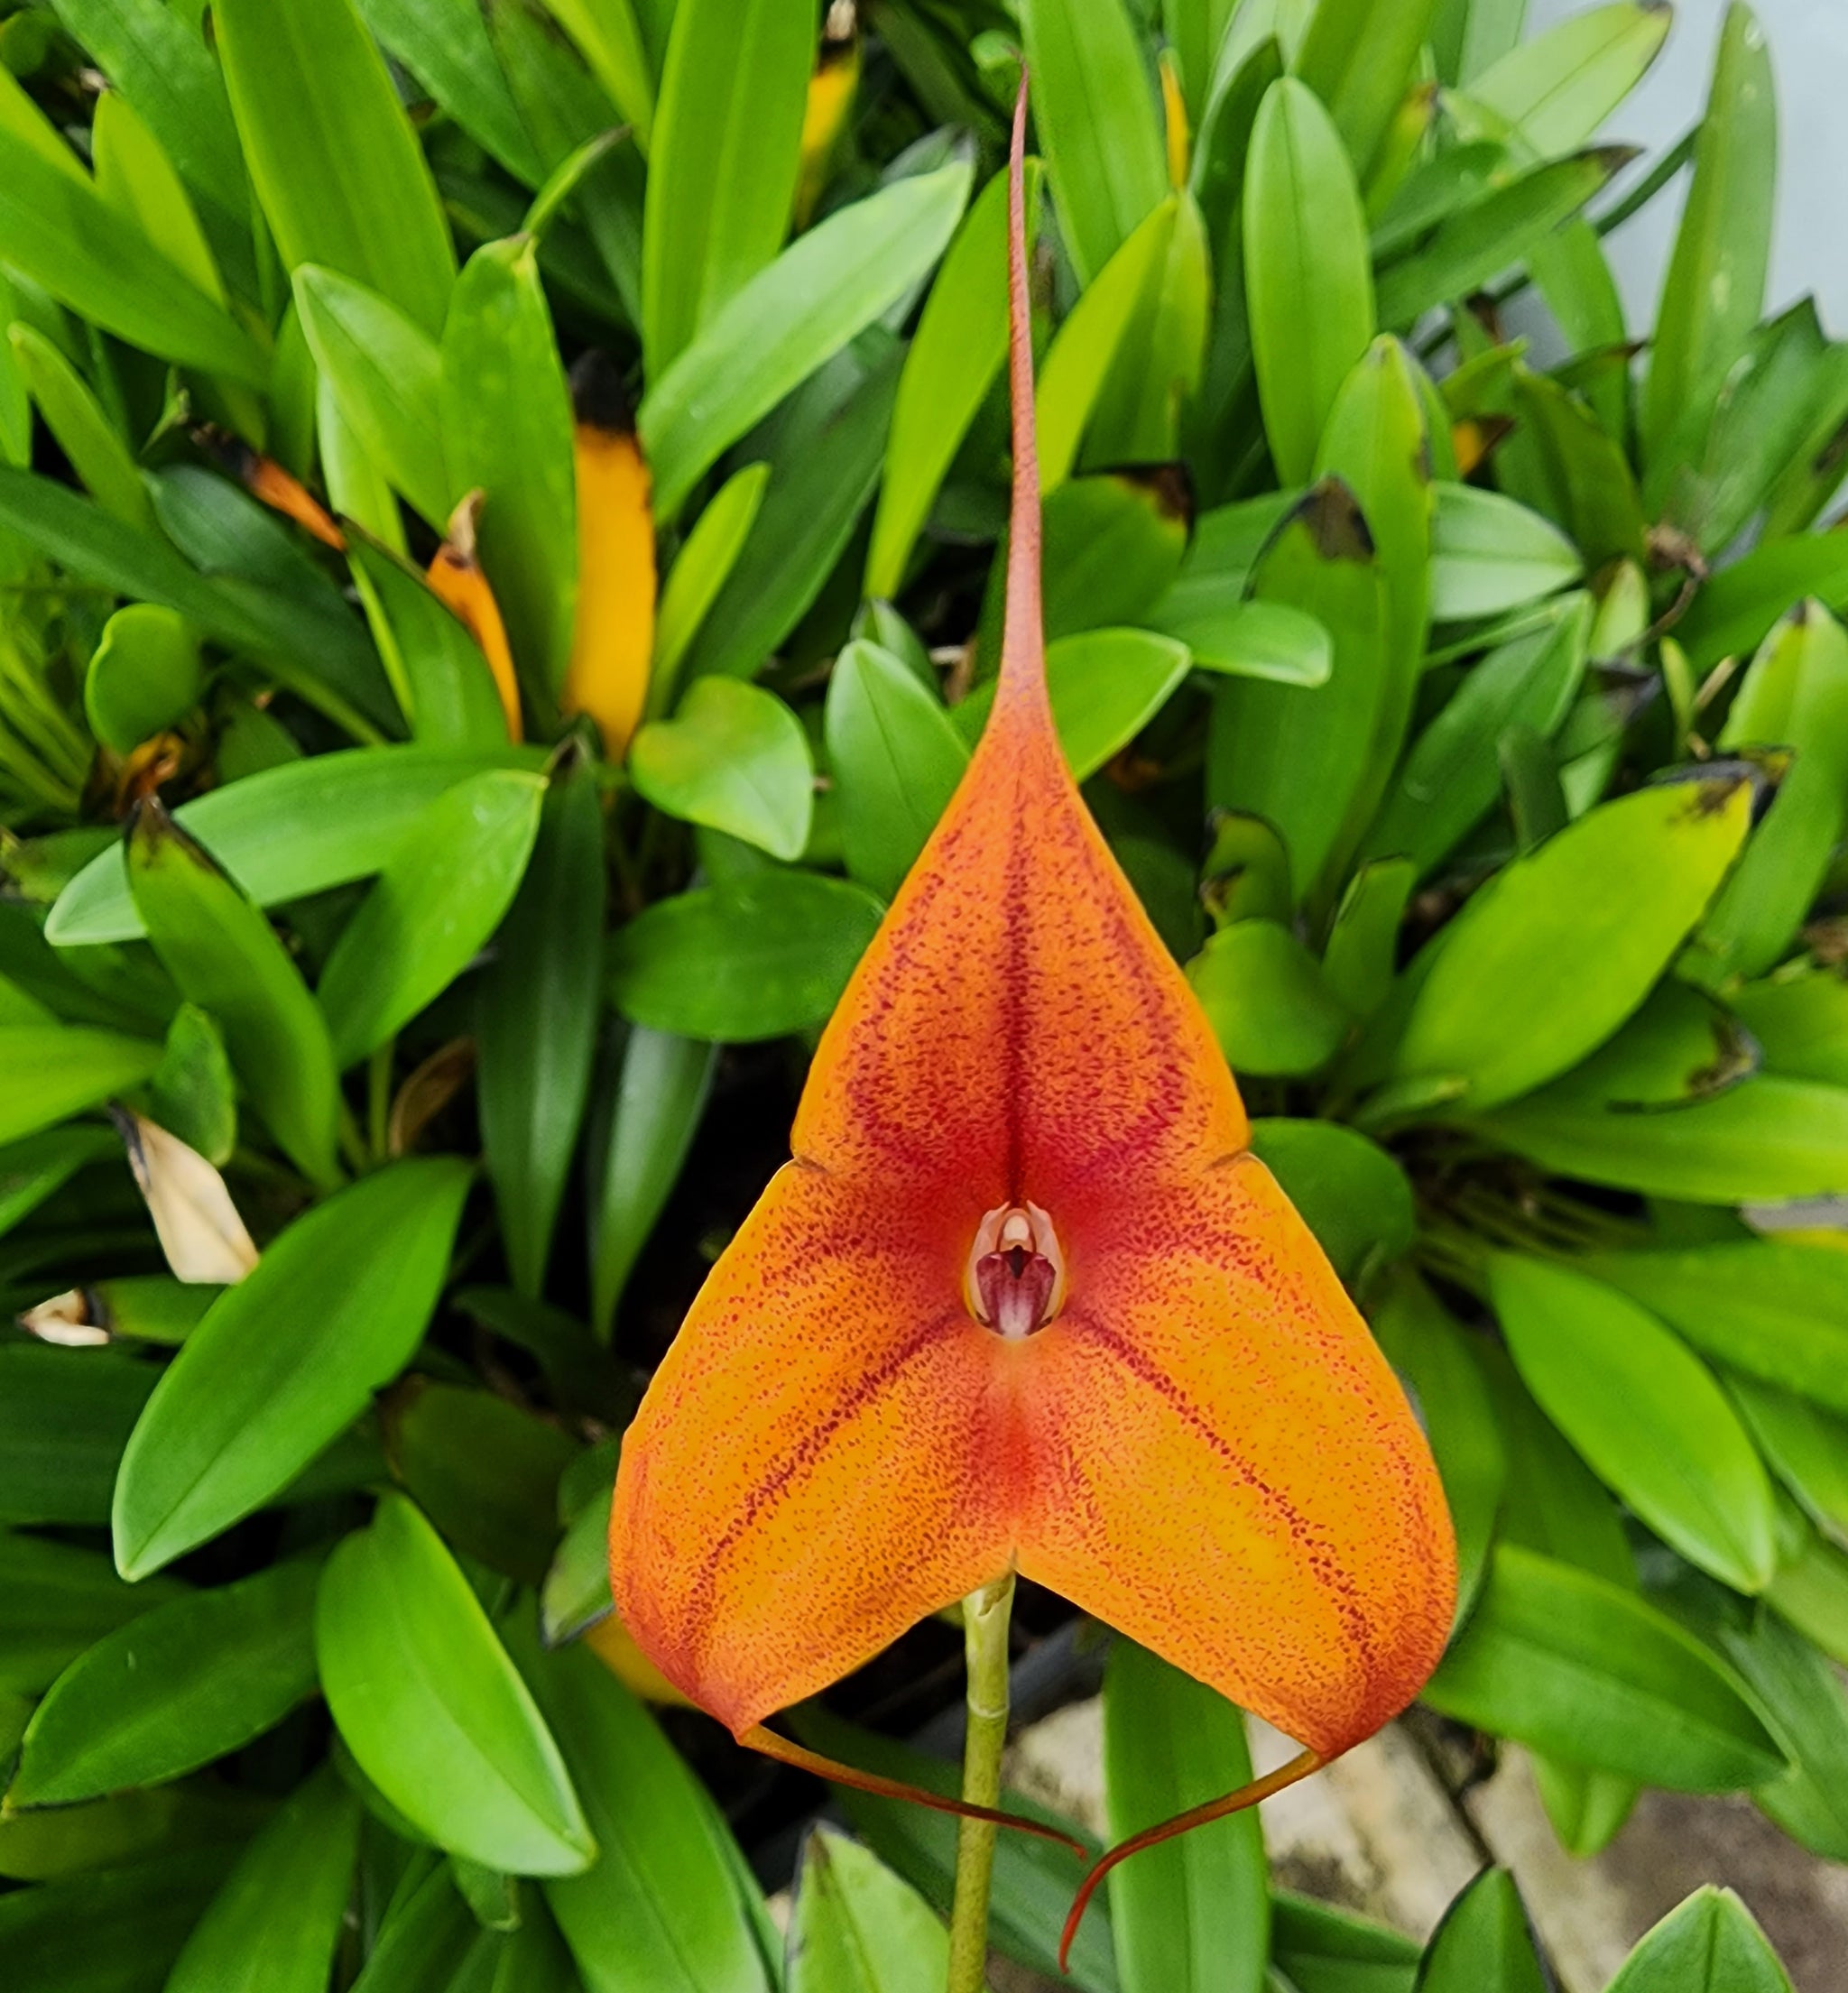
[739,1724,1088,1859]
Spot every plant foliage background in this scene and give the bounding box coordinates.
[0,0,1843,1985]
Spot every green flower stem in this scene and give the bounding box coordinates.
[946,1572,1014,1993]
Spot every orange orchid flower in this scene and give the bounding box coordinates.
[610,82,1455,1954]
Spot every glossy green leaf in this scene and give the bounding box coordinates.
[1020,0,1167,287]
[1584,1241,1848,1415]
[83,604,202,754]
[0,1530,184,1693]
[479,762,604,1298]
[1424,1545,1785,1790]
[787,1826,947,1993]
[608,872,882,1040]
[1732,972,1848,1088]
[1156,597,1332,686]
[1605,1888,1791,1993]
[1104,1640,1266,1993]
[1296,0,1440,176]
[1089,180,1205,459]
[640,0,811,374]
[677,335,901,684]
[1209,480,1391,902]
[295,264,451,526]
[1530,1752,1638,1860]
[865,162,1039,598]
[543,0,655,149]
[1711,1602,1848,1859]
[1677,534,1848,671]
[50,747,530,946]
[1321,859,1415,1021]
[127,801,341,1188]
[1372,1272,1503,1618]
[10,1558,319,1806]
[1187,921,1352,1076]
[319,1493,594,1875]
[1641,4,1776,471]
[1243,78,1374,484]
[112,1158,471,1578]
[631,678,814,861]
[349,1862,492,1990]
[0,1847,232,1993]
[1467,2,1672,157]
[1506,364,1649,567]
[1539,982,1758,1113]
[0,1343,152,1527]
[651,462,772,708]
[1429,484,1580,622]
[827,639,969,900]
[1387,770,1755,1109]
[0,1125,116,1242]
[346,533,510,749]
[523,1635,772,1993]
[0,1024,162,1145]
[1040,470,1193,642]
[8,325,150,531]
[164,1763,363,1993]
[216,0,456,334]
[641,160,970,518]
[1271,1891,1418,1993]
[90,88,224,308]
[1731,1375,1848,1541]
[1483,1343,1632,1584]
[357,0,544,184]
[443,236,579,697]
[1414,1869,1543,1993]
[1490,1254,1778,1592]
[318,769,546,1067]
[1366,595,1590,877]
[542,1450,617,1645]
[952,629,1193,780]
[589,1028,716,1337]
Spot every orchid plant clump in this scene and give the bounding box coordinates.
[0,0,1841,1988]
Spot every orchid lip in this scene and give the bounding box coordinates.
[966,1201,1066,1338]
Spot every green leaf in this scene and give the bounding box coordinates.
[1104,1641,1267,1993]
[216,0,456,334]
[0,1024,162,1145]
[295,264,451,526]
[0,1530,184,1693]
[1679,535,1848,673]
[1489,1254,1779,1592]
[346,532,510,749]
[1505,364,1649,568]
[952,629,1193,780]
[1466,2,1673,157]
[640,0,812,374]
[1249,1119,1413,1287]
[389,1382,577,1586]
[1531,1752,1638,1860]
[1243,78,1375,484]
[640,160,970,519]
[865,161,1038,597]
[127,801,342,1188]
[1322,859,1415,1020]
[349,1862,494,1990]
[651,462,772,707]
[0,1343,152,1527]
[1583,1241,1848,1416]
[0,1124,117,1242]
[356,0,545,184]
[542,1451,617,1645]
[83,605,203,753]
[1155,596,1331,686]
[1540,982,1758,1112]
[522,1635,773,1993]
[1731,1375,1848,1541]
[588,1028,716,1337]
[111,1158,471,1578]
[91,90,225,308]
[1187,921,1351,1076]
[1385,770,1756,1110]
[786,1827,948,1993]
[1209,480,1391,902]
[1041,471,1193,642]
[164,1763,363,1993]
[1020,0,1167,288]
[479,762,604,1298]
[826,639,969,900]
[317,769,546,1068]
[1372,1273,1504,1619]
[1414,1869,1543,1993]
[1429,484,1580,622]
[10,1558,319,1806]
[1697,607,1848,984]
[50,746,530,946]
[1423,1545,1785,1790]
[631,678,815,861]
[443,237,579,697]
[0,118,265,385]
[8,324,151,531]
[1641,4,1776,473]
[608,872,882,1041]
[677,336,901,684]
[0,1847,233,1993]
[1606,1888,1792,1993]
[1478,1075,1848,1204]
[1365,595,1590,878]
[542,0,656,151]
[319,1493,594,1875]
[1271,1892,1418,1993]
[1296,0,1440,176]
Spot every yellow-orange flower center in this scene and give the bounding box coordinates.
[966,1201,1065,1339]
